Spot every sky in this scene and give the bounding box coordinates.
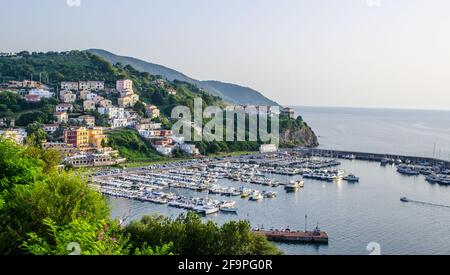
[1,0,450,109]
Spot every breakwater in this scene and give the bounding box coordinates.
[296,148,450,169]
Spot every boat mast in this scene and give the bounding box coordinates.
[305,214,308,232]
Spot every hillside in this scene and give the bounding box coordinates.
[86,49,279,106]
[0,50,319,150]
[0,51,223,118]
[202,81,278,106]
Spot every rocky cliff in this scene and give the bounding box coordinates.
[280,122,319,148]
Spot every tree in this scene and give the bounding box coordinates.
[22,218,131,255]
[0,138,44,192]
[0,171,109,255]
[125,212,281,255]
[26,122,48,147]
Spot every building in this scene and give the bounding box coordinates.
[64,127,108,149]
[98,107,125,119]
[145,105,160,119]
[83,100,96,112]
[179,143,200,155]
[0,129,27,144]
[152,79,165,88]
[167,87,177,95]
[92,95,105,105]
[155,145,175,156]
[77,115,96,127]
[135,123,162,131]
[56,103,73,113]
[60,91,77,103]
[64,153,125,168]
[281,107,295,119]
[61,82,79,91]
[28,88,54,98]
[43,124,60,134]
[116,79,133,92]
[79,81,104,91]
[260,144,278,153]
[54,112,69,124]
[118,93,139,108]
[25,94,41,102]
[88,127,108,148]
[98,99,112,108]
[43,142,80,157]
[160,130,173,137]
[79,90,91,100]
[85,93,98,101]
[138,129,161,139]
[110,118,130,129]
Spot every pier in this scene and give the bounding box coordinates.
[297,148,450,169]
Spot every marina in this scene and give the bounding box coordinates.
[104,148,450,255]
[91,152,361,217]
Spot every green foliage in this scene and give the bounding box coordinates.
[25,122,48,147]
[0,138,44,191]
[22,218,130,255]
[125,212,282,255]
[0,140,279,255]
[0,92,57,123]
[107,129,166,162]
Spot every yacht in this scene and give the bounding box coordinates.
[220,206,238,213]
[284,180,304,192]
[343,174,360,182]
[249,192,264,201]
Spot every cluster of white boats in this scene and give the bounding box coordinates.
[90,154,363,215]
[395,164,450,185]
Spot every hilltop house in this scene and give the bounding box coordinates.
[61,82,79,91]
[54,112,69,124]
[79,81,104,91]
[83,100,96,112]
[56,103,73,113]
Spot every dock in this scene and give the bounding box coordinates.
[254,229,329,244]
[296,148,450,169]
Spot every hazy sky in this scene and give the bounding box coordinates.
[1,0,450,109]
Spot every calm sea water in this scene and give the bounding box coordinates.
[109,107,450,255]
[294,106,450,160]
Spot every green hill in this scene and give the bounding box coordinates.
[87,49,279,106]
[0,50,318,152]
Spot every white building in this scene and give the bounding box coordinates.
[260,144,278,153]
[171,135,186,144]
[179,143,200,155]
[44,124,59,134]
[85,93,98,101]
[28,89,54,98]
[155,145,175,156]
[56,104,73,113]
[110,118,130,129]
[0,128,27,144]
[79,81,104,91]
[61,82,79,91]
[98,107,126,119]
[135,123,162,131]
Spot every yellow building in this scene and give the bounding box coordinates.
[64,127,107,149]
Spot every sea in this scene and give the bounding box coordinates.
[109,106,450,255]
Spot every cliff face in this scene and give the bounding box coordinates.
[280,122,319,148]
